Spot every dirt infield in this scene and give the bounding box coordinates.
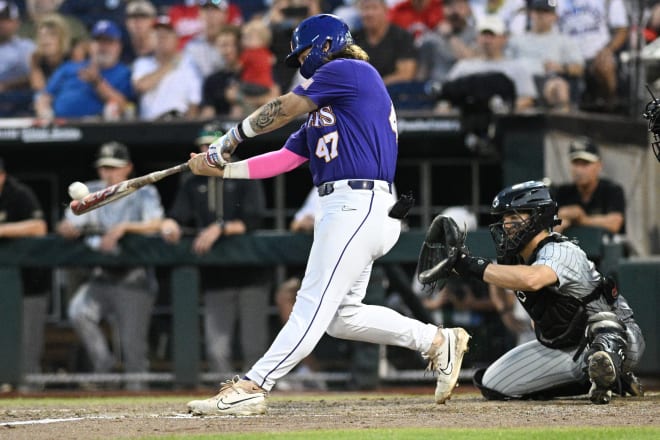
[1,386,659,440]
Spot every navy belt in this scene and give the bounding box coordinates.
[318,180,390,197]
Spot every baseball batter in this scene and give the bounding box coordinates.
[445,181,645,404]
[186,14,470,416]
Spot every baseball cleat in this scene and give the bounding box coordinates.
[425,327,471,404]
[588,351,617,404]
[187,376,267,416]
[621,371,644,397]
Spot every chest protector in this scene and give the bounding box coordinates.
[516,235,609,349]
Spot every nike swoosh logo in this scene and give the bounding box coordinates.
[217,395,262,410]
[439,336,453,375]
[342,206,357,211]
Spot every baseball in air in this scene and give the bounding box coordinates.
[68,181,89,200]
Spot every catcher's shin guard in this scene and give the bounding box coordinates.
[583,312,628,403]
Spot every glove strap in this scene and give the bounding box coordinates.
[455,254,491,280]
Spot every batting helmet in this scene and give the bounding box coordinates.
[488,181,560,262]
[285,14,353,79]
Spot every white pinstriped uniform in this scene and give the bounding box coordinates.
[481,240,645,397]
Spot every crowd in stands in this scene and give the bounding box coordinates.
[0,0,653,120]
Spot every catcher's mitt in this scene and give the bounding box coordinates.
[416,215,466,287]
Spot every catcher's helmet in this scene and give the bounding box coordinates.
[489,181,560,262]
[285,14,353,79]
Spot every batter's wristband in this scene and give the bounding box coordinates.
[240,119,257,138]
[229,126,244,144]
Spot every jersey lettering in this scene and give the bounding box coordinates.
[315,131,339,162]
[307,106,337,128]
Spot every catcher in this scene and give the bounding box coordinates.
[417,181,645,404]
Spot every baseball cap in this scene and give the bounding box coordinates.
[529,0,557,11]
[91,20,122,40]
[153,15,175,30]
[569,138,601,163]
[198,0,229,10]
[196,123,222,146]
[0,1,19,20]
[95,141,131,168]
[477,14,506,36]
[126,0,157,18]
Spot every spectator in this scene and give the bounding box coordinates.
[34,19,133,120]
[267,0,321,92]
[0,157,49,391]
[183,0,236,80]
[0,0,35,116]
[416,0,478,84]
[352,0,417,85]
[555,0,629,111]
[132,15,201,120]
[446,14,537,111]
[58,0,126,31]
[169,0,243,49]
[199,25,241,118]
[56,142,164,390]
[388,0,443,44]
[233,18,279,117]
[122,0,157,65]
[160,123,270,374]
[507,0,584,111]
[18,0,88,48]
[552,138,625,236]
[28,13,72,94]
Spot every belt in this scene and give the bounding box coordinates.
[317,180,391,197]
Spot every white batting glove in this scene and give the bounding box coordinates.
[204,126,243,168]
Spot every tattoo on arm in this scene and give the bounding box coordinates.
[253,99,284,133]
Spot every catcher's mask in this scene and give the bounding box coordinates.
[489,181,560,262]
[285,14,353,79]
[642,87,660,162]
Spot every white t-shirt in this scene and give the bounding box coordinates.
[132,55,202,120]
[507,30,584,75]
[555,0,629,60]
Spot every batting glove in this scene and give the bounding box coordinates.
[205,126,243,168]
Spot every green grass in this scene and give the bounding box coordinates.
[140,427,660,440]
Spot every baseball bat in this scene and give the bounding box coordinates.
[70,162,189,215]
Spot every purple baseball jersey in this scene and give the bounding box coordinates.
[285,59,398,186]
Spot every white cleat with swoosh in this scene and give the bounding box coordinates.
[187,376,267,416]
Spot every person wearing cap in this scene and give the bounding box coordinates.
[552,138,625,235]
[122,0,157,65]
[34,19,133,120]
[132,15,201,120]
[182,0,238,81]
[0,0,36,107]
[160,123,270,375]
[445,13,537,111]
[507,0,584,111]
[56,142,164,390]
[0,157,49,391]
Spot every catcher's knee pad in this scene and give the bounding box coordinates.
[472,368,510,401]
